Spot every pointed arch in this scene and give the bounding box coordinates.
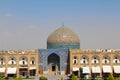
[30,57,35,65]
[8,56,16,65]
[0,56,5,65]
[102,55,110,64]
[47,53,60,71]
[80,55,89,64]
[91,55,100,64]
[19,56,28,65]
[113,55,120,64]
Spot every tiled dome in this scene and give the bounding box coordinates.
[47,25,80,49]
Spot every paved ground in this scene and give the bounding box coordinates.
[2,74,69,80]
[39,74,69,80]
[22,75,68,80]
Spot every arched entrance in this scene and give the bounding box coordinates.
[48,53,60,74]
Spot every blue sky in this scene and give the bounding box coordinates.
[0,0,120,50]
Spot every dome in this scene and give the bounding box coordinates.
[47,25,80,49]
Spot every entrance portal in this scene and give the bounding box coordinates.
[48,53,60,73]
[52,64,56,71]
[19,68,28,78]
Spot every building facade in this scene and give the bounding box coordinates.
[0,50,38,77]
[0,25,120,78]
[70,49,120,78]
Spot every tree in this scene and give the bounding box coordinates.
[72,74,78,80]
[0,77,2,80]
[39,76,47,80]
[107,74,114,80]
[72,74,75,80]
[79,67,83,78]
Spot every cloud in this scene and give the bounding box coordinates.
[5,13,12,17]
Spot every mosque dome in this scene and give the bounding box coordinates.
[47,25,80,49]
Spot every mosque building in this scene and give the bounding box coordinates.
[0,25,120,78]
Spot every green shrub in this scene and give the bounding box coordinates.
[0,77,2,80]
[72,74,78,80]
[115,77,119,80]
[39,76,47,80]
[19,77,23,80]
[107,74,114,80]
[61,77,64,80]
[15,77,23,80]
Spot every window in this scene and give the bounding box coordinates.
[83,57,86,59]
[23,61,25,65]
[0,58,4,65]
[11,58,14,60]
[32,61,35,64]
[81,56,88,64]
[83,60,85,63]
[94,60,96,63]
[1,58,3,61]
[73,56,77,64]
[115,57,118,59]
[103,56,110,64]
[115,60,118,63]
[105,57,107,59]
[19,57,28,65]
[74,60,77,64]
[112,56,120,64]
[12,61,14,64]
[1,61,3,64]
[92,56,99,64]
[30,57,35,65]
[105,60,107,63]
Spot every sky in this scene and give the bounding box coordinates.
[0,0,120,50]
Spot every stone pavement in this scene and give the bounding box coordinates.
[39,74,69,80]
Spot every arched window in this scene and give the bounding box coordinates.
[8,57,16,65]
[30,57,35,65]
[12,61,14,64]
[92,56,99,64]
[19,56,28,65]
[80,55,89,64]
[0,57,5,65]
[113,56,120,64]
[23,61,25,64]
[102,55,110,64]
[73,56,78,64]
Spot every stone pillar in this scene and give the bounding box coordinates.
[28,55,30,77]
[99,53,102,76]
[36,53,39,78]
[110,53,113,74]
[89,53,92,76]
[5,55,8,77]
[16,55,19,77]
